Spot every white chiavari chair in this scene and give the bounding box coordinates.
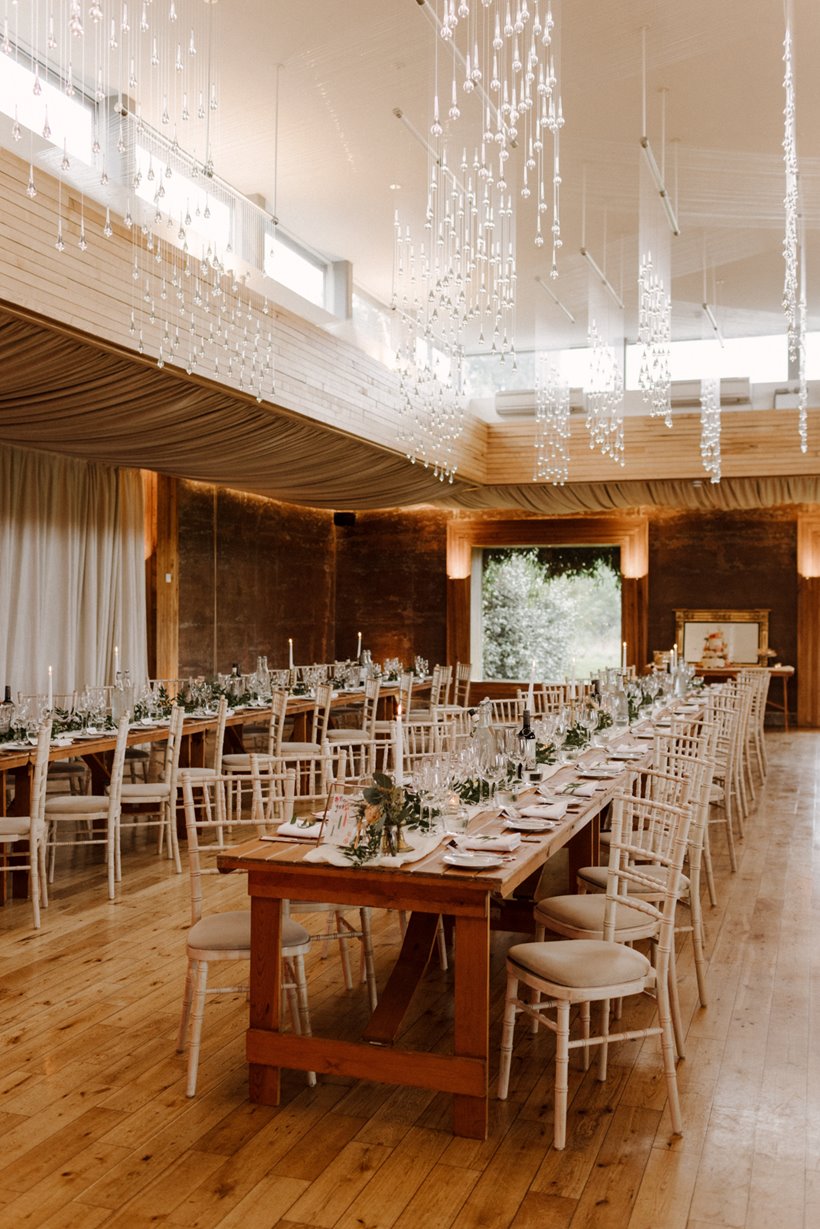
[119,704,184,873]
[177,770,314,1096]
[277,683,335,804]
[45,714,130,899]
[326,677,380,782]
[499,790,692,1150]
[222,689,288,819]
[0,719,52,928]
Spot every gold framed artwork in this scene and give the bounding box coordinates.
[675,608,770,667]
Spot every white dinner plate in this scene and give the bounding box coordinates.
[443,852,504,870]
[578,767,620,779]
[504,817,558,832]
[1,740,32,750]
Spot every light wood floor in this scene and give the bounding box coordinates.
[1,732,817,1229]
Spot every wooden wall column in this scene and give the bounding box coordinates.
[797,577,820,727]
[155,474,179,683]
[797,513,820,727]
[447,577,471,666]
[622,575,649,672]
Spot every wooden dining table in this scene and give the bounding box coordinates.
[0,682,417,903]
[215,752,645,1140]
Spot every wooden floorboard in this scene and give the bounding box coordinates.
[0,731,817,1228]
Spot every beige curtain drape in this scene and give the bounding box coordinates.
[0,306,819,514]
[0,443,147,700]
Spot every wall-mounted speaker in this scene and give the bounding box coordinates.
[333,511,356,526]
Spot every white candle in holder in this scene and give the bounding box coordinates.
[622,640,628,671]
[288,638,294,669]
[526,659,536,712]
[356,631,362,659]
[47,665,53,710]
[393,704,405,786]
[114,644,120,676]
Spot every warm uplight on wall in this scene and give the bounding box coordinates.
[797,516,820,578]
[621,527,649,580]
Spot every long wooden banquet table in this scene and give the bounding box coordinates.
[217,742,652,1140]
[0,683,415,902]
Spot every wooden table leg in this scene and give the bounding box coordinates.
[452,910,490,1140]
[248,891,282,1105]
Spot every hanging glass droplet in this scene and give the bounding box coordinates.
[103,207,113,237]
[55,222,65,252]
[42,107,51,141]
[33,64,42,96]
[78,227,87,252]
[61,141,70,172]
[189,28,197,56]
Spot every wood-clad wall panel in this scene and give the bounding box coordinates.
[486,411,820,483]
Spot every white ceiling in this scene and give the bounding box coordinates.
[176,0,820,358]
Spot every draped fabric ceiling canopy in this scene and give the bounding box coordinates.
[1,304,819,515]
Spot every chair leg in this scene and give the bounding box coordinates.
[597,998,610,1082]
[554,1000,571,1150]
[668,944,686,1059]
[30,834,42,930]
[360,908,378,1012]
[186,960,209,1097]
[435,915,448,972]
[580,1000,591,1071]
[177,958,195,1052]
[497,971,519,1100]
[657,964,684,1138]
[291,953,316,1088]
[702,824,718,907]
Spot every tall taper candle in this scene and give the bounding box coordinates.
[47,665,53,711]
[393,704,404,786]
[288,638,294,669]
[526,659,535,712]
[114,644,120,676]
[622,640,628,671]
[356,630,362,659]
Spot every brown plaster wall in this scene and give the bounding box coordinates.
[333,508,449,667]
[648,507,797,711]
[177,481,336,676]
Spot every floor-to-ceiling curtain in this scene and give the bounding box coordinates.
[0,443,147,700]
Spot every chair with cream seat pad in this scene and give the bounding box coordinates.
[177,770,314,1096]
[0,719,52,928]
[222,689,288,819]
[45,714,130,899]
[277,682,335,804]
[117,704,184,872]
[326,677,381,782]
[498,790,692,1150]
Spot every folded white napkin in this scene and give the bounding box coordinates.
[558,780,599,797]
[275,818,324,840]
[519,801,569,820]
[303,831,443,868]
[457,832,522,852]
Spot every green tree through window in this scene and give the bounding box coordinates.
[481,547,621,679]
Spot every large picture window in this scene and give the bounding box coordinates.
[479,546,621,680]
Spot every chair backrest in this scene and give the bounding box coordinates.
[107,715,131,816]
[309,683,334,744]
[397,671,414,714]
[490,697,524,728]
[403,720,442,769]
[211,695,229,774]
[266,689,289,756]
[605,791,693,958]
[30,718,54,832]
[453,662,471,708]
[182,768,296,925]
[361,677,381,737]
[158,706,185,798]
[433,708,473,754]
[428,664,450,707]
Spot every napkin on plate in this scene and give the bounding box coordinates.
[274,818,324,840]
[519,801,569,820]
[457,832,522,853]
[557,780,600,797]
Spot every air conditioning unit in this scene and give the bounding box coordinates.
[495,389,586,417]
[669,377,751,408]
